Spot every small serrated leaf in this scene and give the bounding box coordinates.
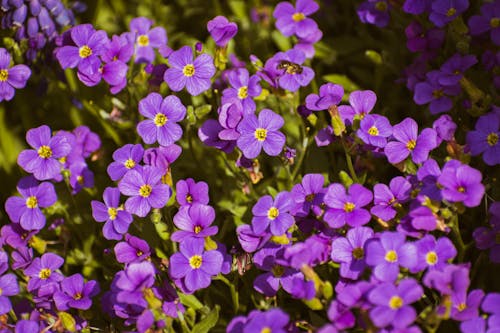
[191,305,220,333]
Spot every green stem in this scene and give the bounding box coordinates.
[291,137,308,181]
[217,275,239,314]
[342,138,359,183]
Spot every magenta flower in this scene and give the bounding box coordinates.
[305,83,344,111]
[129,17,167,63]
[115,261,155,307]
[169,238,223,292]
[118,166,171,217]
[273,0,319,38]
[114,234,151,264]
[438,160,485,207]
[24,253,64,292]
[384,117,437,164]
[0,48,31,101]
[163,46,215,96]
[17,125,72,181]
[324,183,373,228]
[0,273,19,315]
[412,235,457,273]
[207,16,238,47]
[357,114,393,148]
[5,176,57,231]
[251,191,294,236]
[137,93,186,147]
[91,187,133,240]
[368,278,423,328]
[222,68,262,113]
[107,144,144,181]
[53,274,99,311]
[290,173,326,217]
[175,178,209,206]
[468,1,500,45]
[237,108,286,159]
[414,71,461,114]
[171,204,219,242]
[466,111,500,166]
[371,176,412,221]
[338,90,377,124]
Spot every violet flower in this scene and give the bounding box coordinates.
[222,68,261,113]
[171,204,219,242]
[24,253,64,292]
[115,261,155,307]
[207,16,238,47]
[107,144,144,182]
[175,178,209,206]
[324,183,373,228]
[290,173,326,217]
[469,1,500,45]
[273,0,319,38]
[357,0,391,27]
[412,235,457,273]
[0,273,19,315]
[54,273,99,311]
[91,187,133,240]
[251,191,294,236]
[438,53,477,86]
[438,160,485,207]
[466,111,500,166]
[242,308,290,333]
[429,0,469,28]
[305,83,344,111]
[129,17,167,63]
[338,90,376,125]
[114,234,151,264]
[371,176,411,221]
[357,114,393,148]
[414,71,461,114]
[0,48,31,101]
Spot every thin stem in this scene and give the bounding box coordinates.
[217,274,239,314]
[341,138,359,183]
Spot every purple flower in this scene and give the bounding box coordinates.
[0,273,19,315]
[101,34,134,64]
[115,261,155,307]
[474,202,500,263]
[331,226,374,280]
[169,238,223,292]
[236,224,271,253]
[107,144,144,182]
[129,17,167,63]
[305,83,344,111]
[403,0,432,14]
[433,114,457,143]
[15,320,39,333]
[137,93,186,147]
[438,160,485,207]
[24,253,64,292]
[438,53,477,86]
[0,48,30,101]
[338,90,376,124]
[222,68,262,113]
[273,49,315,91]
[384,117,437,164]
[371,176,411,221]
[290,173,326,217]
[92,187,133,240]
[414,71,461,114]
[236,108,286,159]
[357,114,393,148]
[324,183,373,228]
[241,308,290,333]
[251,191,294,236]
[199,119,236,153]
[114,234,151,264]
[423,263,469,296]
[293,28,323,59]
[143,144,182,171]
[118,166,171,217]
[5,176,56,230]
[273,0,319,38]
[368,278,423,328]
[405,22,444,52]
[412,235,457,273]
[171,204,219,242]
[429,0,469,28]
[54,274,99,311]
[17,125,72,181]
[466,111,500,166]
[452,289,484,321]
[365,232,417,282]
[468,2,500,45]
[176,178,209,206]
[416,158,443,201]
[163,46,215,96]
[357,0,391,27]
[207,16,238,47]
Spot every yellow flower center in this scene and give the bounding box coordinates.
[406,139,417,151]
[139,184,153,198]
[344,202,356,213]
[0,69,8,82]
[137,34,149,46]
[457,303,467,311]
[137,250,143,257]
[77,175,84,185]
[426,251,438,265]
[0,288,2,296]
[447,7,456,17]
[272,265,284,277]
[194,225,202,234]
[154,113,168,127]
[292,12,305,22]
[305,193,315,202]
[39,268,51,279]
[385,250,398,263]
[267,207,279,220]
[433,89,444,98]
[108,207,118,220]
[254,128,267,141]
[261,328,272,333]
[375,1,387,11]
[352,247,364,260]
[368,126,379,136]
[389,296,404,309]
[74,292,82,300]
[37,145,53,159]
[79,45,92,58]
[124,159,136,169]
[238,86,248,99]
[183,64,195,77]
[26,196,38,209]
[491,18,500,28]
[487,133,498,146]
[457,186,465,193]
[186,194,193,203]
[189,255,203,269]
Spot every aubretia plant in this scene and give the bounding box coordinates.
[0,0,499,331]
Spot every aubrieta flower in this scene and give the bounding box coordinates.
[0,48,31,101]
[24,252,64,292]
[473,202,500,263]
[405,21,445,53]
[251,191,294,236]
[54,273,99,311]
[17,125,72,181]
[438,54,477,86]
[118,166,171,217]
[273,0,319,38]
[438,159,485,207]
[324,183,373,228]
[107,144,144,181]
[451,289,485,322]
[412,235,457,273]
[429,0,469,28]
[466,111,500,166]
[331,226,374,280]
[114,234,151,264]
[368,278,423,328]
[207,16,238,47]
[273,49,315,91]
[384,117,437,164]
[137,93,186,147]
[0,273,19,315]
[468,1,500,45]
[91,187,133,240]
[433,114,457,144]
[365,231,417,282]
[357,114,393,148]
[5,176,56,231]
[305,83,344,111]
[115,261,155,307]
[414,71,461,114]
[403,0,432,15]
[371,176,411,221]
[171,204,219,242]
[169,238,223,293]
[222,68,262,113]
[357,0,391,27]
[290,173,326,217]
[163,46,216,96]
[294,28,323,59]
[237,108,286,159]
[242,308,290,333]
[338,89,376,124]
[15,320,39,333]
[143,144,182,172]
[176,178,209,206]
[129,17,167,63]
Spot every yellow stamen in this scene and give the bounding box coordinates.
[487,133,498,146]
[389,296,403,309]
[254,128,267,141]
[447,8,456,17]
[38,145,53,159]
[292,12,305,22]
[426,251,438,265]
[368,126,379,136]
[183,64,195,77]
[186,194,193,203]
[194,225,202,234]
[491,18,500,28]
[139,184,152,198]
[0,69,8,82]
[26,196,38,209]
[189,255,203,269]
[124,159,136,169]
[74,292,82,300]
[108,207,118,220]
[154,113,167,127]
[261,328,272,333]
[385,250,398,262]
[39,268,51,279]
[267,207,279,220]
[137,34,149,46]
[238,86,248,99]
[272,265,284,277]
[344,202,356,213]
[406,139,416,151]
[79,45,92,58]
[375,1,388,11]
[352,247,364,260]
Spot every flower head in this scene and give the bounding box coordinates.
[466,111,500,166]
[324,183,373,228]
[273,0,319,38]
[129,17,167,63]
[171,204,219,242]
[0,48,31,101]
[207,16,238,47]
[92,187,133,240]
[252,191,294,236]
[54,273,99,311]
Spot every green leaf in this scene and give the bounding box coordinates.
[331,114,346,136]
[339,171,353,188]
[365,50,382,65]
[186,105,196,125]
[179,293,204,311]
[323,74,360,92]
[194,104,213,119]
[59,312,76,332]
[266,186,278,197]
[191,305,220,333]
[271,30,291,52]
